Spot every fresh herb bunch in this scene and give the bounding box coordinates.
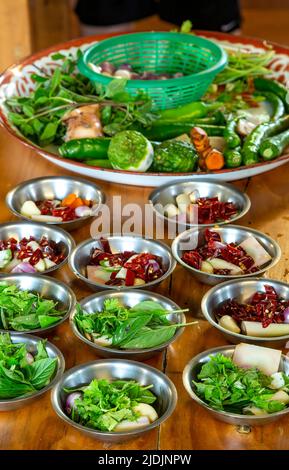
[0,283,66,331]
[0,333,57,398]
[6,50,156,146]
[74,298,193,349]
[65,378,156,431]
[215,48,275,85]
[193,354,289,414]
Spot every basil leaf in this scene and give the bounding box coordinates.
[35,340,48,361]
[120,325,177,349]
[28,358,57,390]
[39,121,59,145]
[38,315,62,328]
[112,315,152,346]
[105,78,127,99]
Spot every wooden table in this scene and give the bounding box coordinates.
[0,124,289,451]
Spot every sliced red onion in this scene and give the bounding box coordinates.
[146,259,160,273]
[65,392,83,415]
[283,307,289,324]
[12,262,36,273]
[75,205,92,218]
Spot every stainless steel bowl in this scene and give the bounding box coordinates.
[0,273,76,335]
[0,221,75,275]
[51,359,177,442]
[6,176,105,231]
[0,332,65,411]
[149,179,251,228]
[70,289,185,360]
[183,345,289,426]
[172,225,281,286]
[202,277,289,348]
[69,235,176,291]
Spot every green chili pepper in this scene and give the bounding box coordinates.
[141,123,225,141]
[155,101,221,124]
[224,146,243,168]
[101,106,112,125]
[242,115,289,166]
[260,129,289,160]
[254,77,289,112]
[224,118,241,149]
[254,91,285,120]
[59,137,110,160]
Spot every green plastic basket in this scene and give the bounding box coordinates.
[78,32,227,110]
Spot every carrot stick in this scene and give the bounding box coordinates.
[70,197,84,208]
[62,193,77,207]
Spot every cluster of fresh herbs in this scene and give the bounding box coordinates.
[0,333,57,398]
[6,50,156,147]
[65,378,156,431]
[74,298,193,349]
[193,354,289,414]
[0,283,66,331]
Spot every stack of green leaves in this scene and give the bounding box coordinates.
[193,353,289,414]
[65,378,156,431]
[74,298,193,349]
[0,283,66,331]
[0,333,57,399]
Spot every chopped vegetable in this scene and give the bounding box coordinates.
[74,298,193,349]
[0,333,57,398]
[0,236,64,273]
[86,239,166,287]
[182,229,269,275]
[190,127,225,171]
[64,378,158,432]
[193,348,289,414]
[0,283,66,331]
[215,284,289,330]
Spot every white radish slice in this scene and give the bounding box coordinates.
[31,215,63,223]
[219,315,241,334]
[176,193,191,213]
[93,335,113,347]
[20,201,41,218]
[34,259,46,272]
[44,258,57,270]
[238,236,272,268]
[269,372,285,390]
[270,390,289,404]
[115,267,128,279]
[87,265,111,284]
[163,203,180,218]
[232,343,281,376]
[208,258,243,274]
[133,403,158,422]
[200,260,214,274]
[114,416,150,432]
[243,406,268,416]
[188,190,200,203]
[241,321,289,338]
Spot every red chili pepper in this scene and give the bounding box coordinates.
[125,269,135,286]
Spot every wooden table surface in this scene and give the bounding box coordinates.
[0,124,289,451]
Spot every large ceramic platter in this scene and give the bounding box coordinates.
[0,31,289,187]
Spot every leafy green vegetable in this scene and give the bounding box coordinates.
[0,333,57,398]
[193,354,288,414]
[0,283,66,331]
[66,378,157,431]
[74,299,194,350]
[6,52,156,146]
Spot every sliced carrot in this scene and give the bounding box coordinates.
[70,197,84,208]
[83,199,92,207]
[62,193,77,207]
[204,150,225,171]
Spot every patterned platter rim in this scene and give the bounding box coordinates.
[0,30,289,182]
